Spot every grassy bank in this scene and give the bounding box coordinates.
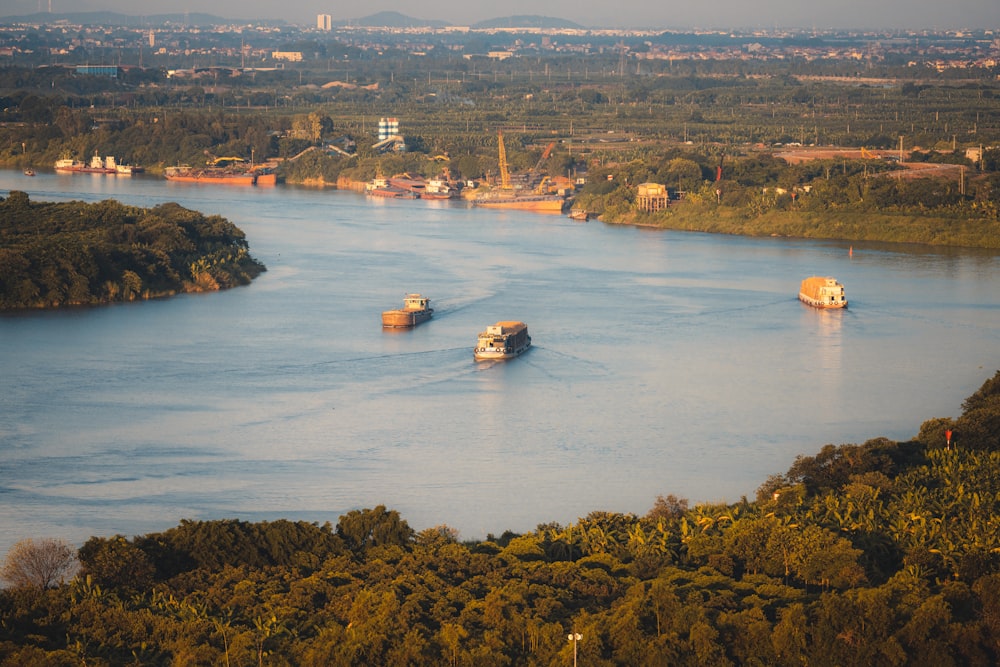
[604,203,1000,250]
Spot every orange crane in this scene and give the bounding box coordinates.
[528,141,557,192]
[497,129,511,190]
[535,141,555,170]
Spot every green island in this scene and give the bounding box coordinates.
[0,192,266,310]
[2,372,999,665]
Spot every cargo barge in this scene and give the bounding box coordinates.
[165,166,257,185]
[799,276,848,309]
[55,155,141,175]
[472,193,566,213]
[474,321,531,360]
[366,177,419,198]
[382,294,434,328]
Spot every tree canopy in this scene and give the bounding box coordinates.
[2,371,1000,664]
[0,193,265,309]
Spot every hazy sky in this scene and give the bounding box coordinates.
[7,0,1000,30]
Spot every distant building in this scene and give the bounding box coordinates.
[271,51,303,62]
[378,117,399,141]
[75,65,118,78]
[635,182,669,212]
[317,14,331,31]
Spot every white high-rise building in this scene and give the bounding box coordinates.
[378,117,399,141]
[317,14,331,31]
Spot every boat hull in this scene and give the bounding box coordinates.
[799,294,848,309]
[165,171,257,185]
[382,309,434,328]
[473,339,531,360]
[473,196,566,213]
[55,166,117,174]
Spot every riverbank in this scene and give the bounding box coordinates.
[602,202,1000,250]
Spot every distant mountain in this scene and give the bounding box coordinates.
[472,15,585,30]
[347,11,450,29]
[0,11,285,27]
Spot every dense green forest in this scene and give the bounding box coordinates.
[2,372,999,665]
[0,192,265,309]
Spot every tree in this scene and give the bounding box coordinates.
[77,535,154,592]
[663,157,703,190]
[1,538,77,590]
[336,505,414,552]
[646,494,689,520]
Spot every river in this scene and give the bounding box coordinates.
[1,170,998,554]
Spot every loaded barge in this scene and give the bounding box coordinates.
[382,294,434,328]
[474,321,531,360]
[798,276,848,309]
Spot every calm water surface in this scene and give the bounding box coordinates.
[2,170,998,553]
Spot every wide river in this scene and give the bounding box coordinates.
[2,171,999,554]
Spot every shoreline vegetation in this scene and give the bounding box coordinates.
[600,202,1000,249]
[282,132,1000,249]
[321,172,1000,249]
[2,371,999,664]
[0,192,266,310]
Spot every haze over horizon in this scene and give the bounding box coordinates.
[2,0,998,31]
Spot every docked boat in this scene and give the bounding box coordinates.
[366,176,418,198]
[798,276,848,309]
[420,178,457,200]
[55,155,139,175]
[382,294,434,328]
[474,321,531,361]
[472,193,566,213]
[254,170,277,186]
[165,166,257,185]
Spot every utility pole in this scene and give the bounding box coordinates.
[568,633,582,667]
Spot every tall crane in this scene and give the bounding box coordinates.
[497,129,511,190]
[534,141,556,173]
[528,141,558,193]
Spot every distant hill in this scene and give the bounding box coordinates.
[346,11,450,29]
[0,11,285,27]
[472,15,585,30]
[0,10,585,30]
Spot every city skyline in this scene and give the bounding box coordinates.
[2,0,999,31]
